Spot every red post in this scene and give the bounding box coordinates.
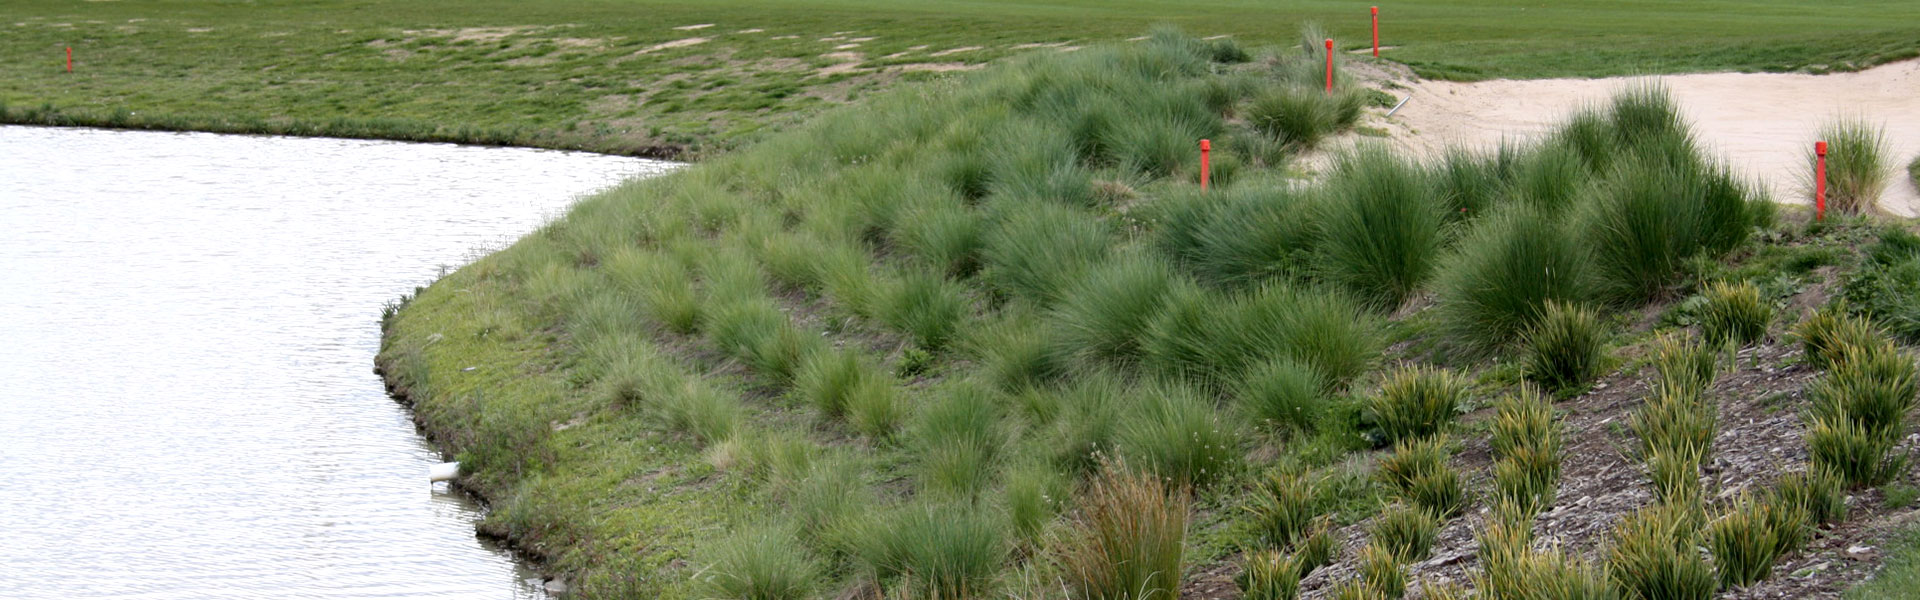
[66,46,72,73]
[1372,7,1380,57]
[1199,139,1212,191]
[1815,140,1828,221]
[1324,38,1334,93]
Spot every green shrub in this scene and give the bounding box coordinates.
[1436,207,1595,355]
[1606,503,1715,600]
[1791,308,1886,370]
[1696,280,1772,346]
[1707,494,1803,588]
[700,524,821,600]
[1809,118,1892,215]
[1769,468,1848,526]
[880,271,969,351]
[857,503,1008,598]
[1316,147,1446,311]
[1370,504,1442,563]
[1237,357,1327,435]
[981,201,1111,303]
[1366,366,1468,444]
[1247,470,1322,549]
[1581,151,1767,305]
[1050,253,1184,364]
[1055,465,1190,600]
[1523,301,1610,395]
[1119,380,1241,487]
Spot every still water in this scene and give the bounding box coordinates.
[0,126,676,599]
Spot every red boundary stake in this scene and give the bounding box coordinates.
[66,46,72,73]
[1324,38,1334,93]
[1372,7,1380,57]
[1815,140,1829,221]
[1199,139,1212,191]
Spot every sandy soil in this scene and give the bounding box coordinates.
[1380,60,1920,217]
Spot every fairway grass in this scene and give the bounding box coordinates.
[4,0,1918,155]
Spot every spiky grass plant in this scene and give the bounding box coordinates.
[1806,342,1918,442]
[1051,253,1184,364]
[1143,282,1382,391]
[1649,331,1723,399]
[1434,206,1594,355]
[1119,380,1242,487]
[1316,146,1446,311]
[1237,357,1327,435]
[1632,390,1715,465]
[911,383,1005,499]
[1238,549,1303,600]
[1377,436,1467,518]
[1806,412,1906,488]
[857,503,1008,599]
[1171,186,1320,288]
[1475,511,1616,600]
[1808,118,1893,215]
[1356,543,1407,598]
[1370,504,1442,563]
[1707,493,1805,588]
[893,196,983,277]
[1248,87,1341,148]
[845,376,903,439]
[1606,503,1715,600]
[795,350,879,418]
[980,201,1110,303]
[1246,469,1322,549]
[1294,519,1338,575]
[1491,388,1563,516]
[1769,468,1848,526]
[701,524,822,600]
[1367,366,1469,444]
[1523,301,1610,395]
[1791,307,1886,370]
[1696,280,1773,346]
[1055,465,1190,600]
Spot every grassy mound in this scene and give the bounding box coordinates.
[381,28,1908,599]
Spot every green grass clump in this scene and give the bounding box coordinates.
[1246,470,1322,549]
[1696,280,1772,346]
[879,272,969,351]
[845,376,904,439]
[794,350,878,418]
[1490,386,1563,516]
[1248,86,1360,148]
[1002,462,1068,542]
[700,525,821,600]
[1370,504,1442,563]
[894,197,984,277]
[971,311,1066,392]
[1475,514,1615,600]
[1523,301,1610,396]
[1806,343,1918,443]
[1144,282,1381,390]
[1236,357,1326,435]
[1160,186,1321,288]
[1707,494,1804,588]
[706,299,824,385]
[1809,119,1893,215]
[1648,331,1723,399]
[911,384,1006,498]
[1435,205,1595,355]
[981,201,1110,303]
[1792,308,1887,370]
[1050,253,1184,364]
[1770,468,1849,526]
[1356,543,1408,598]
[1606,503,1716,600]
[1119,380,1241,487]
[1055,465,1189,600]
[1316,147,1446,311]
[1632,390,1714,467]
[1841,228,1920,343]
[1376,436,1467,518]
[856,503,1007,598]
[606,248,703,334]
[1237,549,1304,600]
[1366,366,1469,444]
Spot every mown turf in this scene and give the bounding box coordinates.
[5,0,1918,155]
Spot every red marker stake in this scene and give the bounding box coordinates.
[1815,140,1829,221]
[1372,7,1380,57]
[1324,38,1334,93]
[1199,139,1212,191]
[66,46,72,73]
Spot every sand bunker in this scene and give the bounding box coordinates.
[1385,60,1920,216]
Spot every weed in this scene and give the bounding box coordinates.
[1366,366,1469,444]
[1054,465,1189,600]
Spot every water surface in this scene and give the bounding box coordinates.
[0,126,675,599]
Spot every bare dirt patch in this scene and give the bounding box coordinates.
[886,63,982,74]
[929,46,983,57]
[673,24,714,31]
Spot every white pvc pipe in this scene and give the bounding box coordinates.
[428,462,460,482]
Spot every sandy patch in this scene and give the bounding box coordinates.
[554,37,606,49]
[403,26,541,43]
[632,37,710,55]
[928,46,982,57]
[673,23,713,31]
[734,28,763,34]
[1349,45,1400,54]
[819,51,862,61]
[1384,59,1920,216]
[185,27,212,33]
[1010,41,1071,50]
[816,62,863,77]
[1126,36,1148,42]
[1201,34,1231,40]
[770,35,798,40]
[887,62,983,74]
[848,36,876,43]
[833,43,861,50]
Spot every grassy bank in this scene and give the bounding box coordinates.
[6,0,1918,156]
[381,26,1920,599]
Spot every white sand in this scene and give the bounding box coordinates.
[1383,60,1920,216]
